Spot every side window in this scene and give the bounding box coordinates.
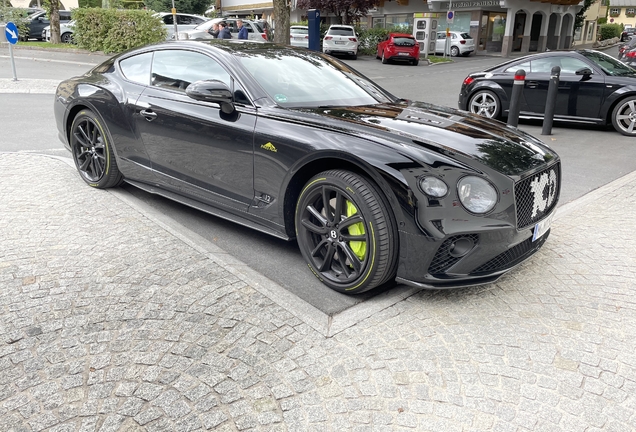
[530,58,561,73]
[119,52,153,85]
[437,33,445,40]
[60,13,72,22]
[177,15,195,25]
[504,61,530,73]
[151,50,231,92]
[560,58,590,74]
[163,15,173,25]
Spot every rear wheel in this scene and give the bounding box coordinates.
[412,59,419,66]
[351,52,357,60]
[450,46,460,57]
[70,110,124,188]
[612,96,636,136]
[381,51,388,64]
[468,90,501,119]
[295,170,398,294]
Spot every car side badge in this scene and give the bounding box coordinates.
[261,142,278,152]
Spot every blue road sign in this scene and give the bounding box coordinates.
[5,22,19,45]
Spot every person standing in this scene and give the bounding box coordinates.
[237,19,248,40]
[218,22,232,39]
[209,22,220,38]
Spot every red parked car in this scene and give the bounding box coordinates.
[376,33,420,66]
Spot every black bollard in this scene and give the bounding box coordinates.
[507,69,525,127]
[541,66,561,135]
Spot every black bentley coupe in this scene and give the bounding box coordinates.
[54,40,560,294]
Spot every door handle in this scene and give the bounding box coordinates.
[140,109,157,121]
[526,81,538,89]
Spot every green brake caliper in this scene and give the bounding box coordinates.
[346,201,366,261]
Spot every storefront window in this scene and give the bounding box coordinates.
[442,11,471,33]
[372,17,385,29]
[385,14,413,31]
[484,13,506,52]
[586,22,595,41]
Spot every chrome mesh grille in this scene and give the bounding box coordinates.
[515,163,560,229]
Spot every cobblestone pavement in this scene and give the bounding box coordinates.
[1,152,636,432]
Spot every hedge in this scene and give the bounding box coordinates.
[72,8,167,53]
[598,23,622,40]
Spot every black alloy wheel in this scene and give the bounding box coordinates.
[295,170,398,294]
[70,110,123,188]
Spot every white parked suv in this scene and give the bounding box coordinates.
[175,17,268,41]
[156,12,209,40]
[322,25,359,59]
[43,20,75,43]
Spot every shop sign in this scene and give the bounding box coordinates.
[440,1,501,9]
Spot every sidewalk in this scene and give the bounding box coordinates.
[1,148,636,431]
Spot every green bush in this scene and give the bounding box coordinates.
[72,8,167,53]
[356,26,389,55]
[597,17,607,25]
[598,23,622,40]
[0,6,31,40]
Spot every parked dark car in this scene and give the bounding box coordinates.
[618,35,636,59]
[22,9,71,41]
[459,50,636,136]
[376,32,420,65]
[54,40,560,294]
[621,26,636,42]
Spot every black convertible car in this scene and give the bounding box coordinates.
[459,50,636,136]
[55,40,560,294]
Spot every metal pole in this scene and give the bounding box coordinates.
[541,66,561,135]
[507,69,525,127]
[171,0,178,40]
[9,43,18,81]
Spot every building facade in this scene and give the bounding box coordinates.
[223,0,586,56]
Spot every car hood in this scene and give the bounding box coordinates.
[290,101,557,176]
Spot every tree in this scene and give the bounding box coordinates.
[48,0,62,44]
[296,0,379,25]
[574,0,595,35]
[144,0,210,15]
[272,0,289,44]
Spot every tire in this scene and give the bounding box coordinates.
[351,53,357,60]
[61,32,73,43]
[450,46,460,57]
[70,110,124,188]
[381,51,388,64]
[468,90,501,119]
[412,59,419,66]
[611,96,636,136]
[295,170,398,294]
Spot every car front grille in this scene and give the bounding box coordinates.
[428,234,479,275]
[470,231,549,275]
[515,163,560,229]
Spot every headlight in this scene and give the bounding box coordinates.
[419,176,448,197]
[457,176,497,214]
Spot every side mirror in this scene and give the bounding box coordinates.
[186,79,235,114]
[575,67,593,76]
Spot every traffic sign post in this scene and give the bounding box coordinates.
[4,22,19,81]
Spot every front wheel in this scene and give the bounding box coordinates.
[468,90,501,119]
[295,170,398,294]
[612,96,636,136]
[70,110,123,188]
[61,32,73,43]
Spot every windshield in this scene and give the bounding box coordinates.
[239,49,395,107]
[580,50,636,76]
